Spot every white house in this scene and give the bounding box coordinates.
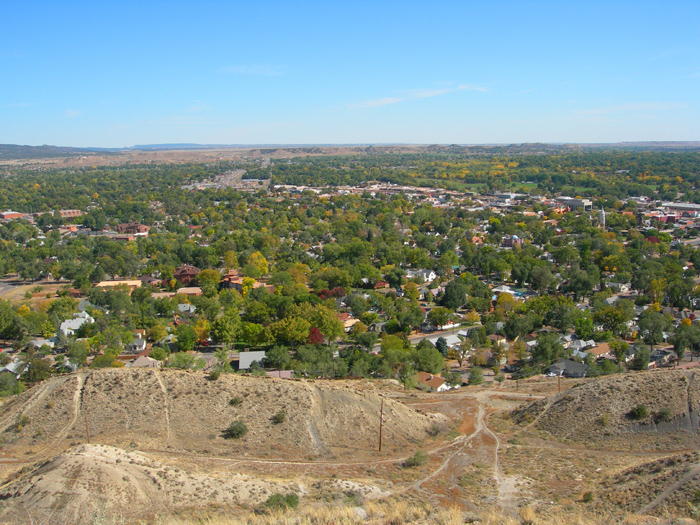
[59,311,94,337]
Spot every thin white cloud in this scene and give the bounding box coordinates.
[350,83,484,109]
[578,102,687,116]
[456,84,488,92]
[65,109,82,118]
[218,64,284,76]
[408,88,452,98]
[351,97,405,108]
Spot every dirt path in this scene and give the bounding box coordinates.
[639,462,700,514]
[514,395,555,436]
[0,377,70,433]
[32,373,86,458]
[410,402,485,493]
[154,370,171,445]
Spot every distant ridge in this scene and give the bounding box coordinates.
[2,141,700,161]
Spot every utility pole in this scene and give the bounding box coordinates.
[558,371,562,393]
[378,397,384,453]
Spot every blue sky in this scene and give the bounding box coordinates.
[1,1,699,147]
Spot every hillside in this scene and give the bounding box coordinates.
[599,451,700,517]
[511,370,700,449]
[0,144,94,160]
[0,369,439,461]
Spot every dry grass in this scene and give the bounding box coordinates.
[144,502,672,525]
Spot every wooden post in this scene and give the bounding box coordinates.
[558,372,561,393]
[84,412,90,444]
[378,398,384,453]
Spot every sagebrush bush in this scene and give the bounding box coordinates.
[402,451,428,468]
[262,493,298,511]
[628,404,648,420]
[271,410,286,424]
[223,421,247,439]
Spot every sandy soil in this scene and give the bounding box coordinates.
[0,370,697,523]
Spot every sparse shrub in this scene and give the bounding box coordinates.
[271,410,286,424]
[426,423,442,437]
[223,421,248,439]
[13,415,29,432]
[597,414,609,427]
[229,396,242,406]
[207,370,220,381]
[402,451,428,468]
[494,372,506,383]
[628,404,648,420]
[655,408,672,423]
[582,491,594,503]
[262,493,299,511]
[468,367,484,385]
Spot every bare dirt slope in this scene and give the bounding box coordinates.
[511,370,700,449]
[0,369,439,462]
[599,451,700,517]
[0,443,305,524]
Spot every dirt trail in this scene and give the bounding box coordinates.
[154,370,171,445]
[406,390,522,512]
[639,462,700,514]
[34,373,86,457]
[0,376,69,433]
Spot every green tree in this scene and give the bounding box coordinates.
[270,317,310,348]
[411,343,445,374]
[214,347,233,373]
[531,332,566,367]
[211,314,240,345]
[637,309,672,352]
[223,250,239,272]
[167,352,196,369]
[264,346,292,369]
[398,362,417,390]
[150,346,170,361]
[176,325,197,352]
[440,279,469,310]
[427,307,453,329]
[469,366,484,385]
[609,340,630,371]
[198,269,222,298]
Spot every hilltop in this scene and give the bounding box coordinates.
[511,370,700,450]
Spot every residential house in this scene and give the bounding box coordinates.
[416,371,450,392]
[139,275,160,286]
[405,269,437,283]
[95,280,142,292]
[125,337,147,354]
[487,334,507,347]
[174,264,201,285]
[586,342,612,360]
[177,287,202,297]
[56,209,83,218]
[177,303,197,314]
[548,359,590,378]
[238,351,266,370]
[60,311,94,337]
[115,222,150,236]
[127,355,161,368]
[0,211,23,220]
